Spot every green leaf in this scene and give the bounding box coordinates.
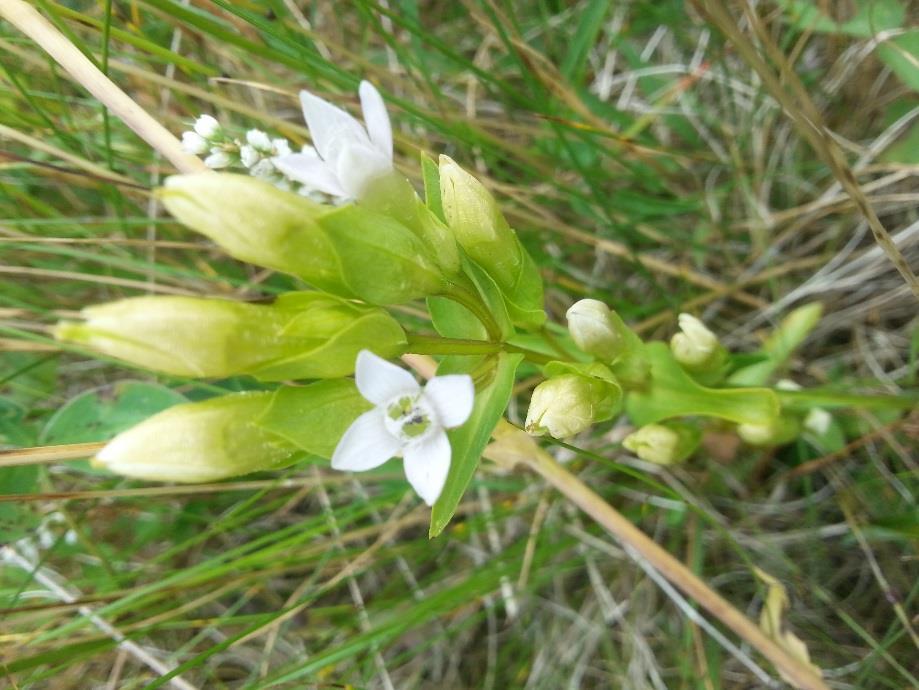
[627,343,779,426]
[40,381,186,446]
[256,380,371,458]
[428,296,488,340]
[429,352,523,537]
[728,303,823,386]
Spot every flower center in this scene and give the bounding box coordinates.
[383,394,436,443]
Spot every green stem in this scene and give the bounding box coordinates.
[405,334,553,365]
[775,388,919,410]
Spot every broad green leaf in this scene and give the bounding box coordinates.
[428,296,488,340]
[256,380,371,458]
[430,352,523,537]
[40,381,187,446]
[627,343,779,426]
[729,303,823,386]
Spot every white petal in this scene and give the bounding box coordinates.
[299,88,371,162]
[403,430,451,505]
[272,152,346,197]
[331,409,401,471]
[355,350,419,406]
[424,375,475,429]
[335,142,394,199]
[359,80,393,160]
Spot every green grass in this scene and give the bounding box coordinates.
[1,1,917,688]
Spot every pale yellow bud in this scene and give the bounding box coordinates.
[525,373,619,439]
[622,422,699,465]
[94,392,297,483]
[566,299,621,361]
[737,416,801,447]
[670,313,723,369]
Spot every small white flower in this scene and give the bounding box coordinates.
[181,131,209,155]
[249,159,276,179]
[193,114,221,138]
[332,350,474,506]
[246,128,273,152]
[239,144,261,168]
[204,149,233,169]
[272,80,394,201]
[803,408,832,436]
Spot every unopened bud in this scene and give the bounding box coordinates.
[93,392,297,483]
[737,416,801,447]
[54,292,406,380]
[193,114,221,138]
[161,173,447,304]
[566,299,620,360]
[671,313,726,371]
[622,422,700,465]
[181,131,208,155]
[439,156,544,326]
[525,372,619,439]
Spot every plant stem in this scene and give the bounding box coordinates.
[519,442,830,690]
[443,283,503,341]
[405,334,552,364]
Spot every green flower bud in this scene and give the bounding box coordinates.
[54,292,406,381]
[93,392,298,483]
[670,313,727,372]
[438,156,545,327]
[525,372,620,438]
[737,415,801,447]
[160,173,447,304]
[622,422,701,465]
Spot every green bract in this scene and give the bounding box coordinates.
[161,173,448,304]
[54,292,406,381]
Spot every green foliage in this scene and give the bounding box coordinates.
[627,343,780,426]
[430,353,523,537]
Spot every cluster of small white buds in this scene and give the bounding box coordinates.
[180,116,300,192]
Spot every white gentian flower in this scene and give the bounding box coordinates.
[332,350,474,505]
[273,81,394,201]
[193,114,221,138]
[181,131,209,155]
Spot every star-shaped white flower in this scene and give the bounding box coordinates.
[272,81,393,201]
[332,350,474,505]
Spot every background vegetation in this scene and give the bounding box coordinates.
[1,1,916,688]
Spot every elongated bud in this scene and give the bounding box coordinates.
[670,313,727,371]
[525,372,619,438]
[439,156,544,326]
[737,415,801,447]
[622,422,700,465]
[54,292,405,381]
[93,392,298,483]
[160,174,447,304]
[566,299,620,360]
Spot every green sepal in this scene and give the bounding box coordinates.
[421,153,445,222]
[429,352,523,538]
[627,342,779,426]
[318,204,448,304]
[255,380,372,458]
